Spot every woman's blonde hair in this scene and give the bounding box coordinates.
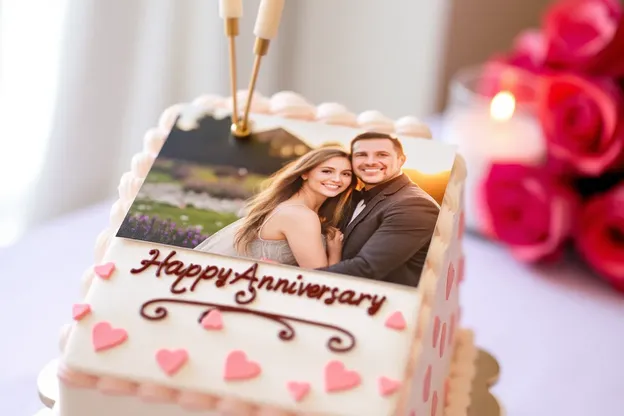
[234,147,356,255]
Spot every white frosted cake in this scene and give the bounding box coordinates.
[56,90,473,416]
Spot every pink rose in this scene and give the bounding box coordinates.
[576,182,624,293]
[478,164,578,262]
[507,29,548,72]
[544,0,624,76]
[539,74,624,177]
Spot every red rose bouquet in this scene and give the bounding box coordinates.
[477,0,624,293]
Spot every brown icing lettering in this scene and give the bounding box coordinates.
[130,248,387,317]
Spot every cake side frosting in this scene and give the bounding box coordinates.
[59,90,458,416]
[391,154,466,416]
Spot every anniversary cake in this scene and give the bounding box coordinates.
[54,89,473,416]
[53,1,476,415]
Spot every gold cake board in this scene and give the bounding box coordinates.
[37,352,503,415]
[468,349,503,416]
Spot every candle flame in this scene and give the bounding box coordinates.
[490,91,516,121]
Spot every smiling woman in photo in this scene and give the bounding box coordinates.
[194,147,357,268]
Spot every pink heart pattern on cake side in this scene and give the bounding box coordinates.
[422,365,432,402]
[432,316,441,348]
[431,390,439,416]
[223,350,261,381]
[385,311,406,331]
[94,262,116,280]
[448,313,456,347]
[324,360,361,393]
[439,322,447,358]
[378,376,401,397]
[72,304,91,321]
[446,263,455,300]
[156,349,188,376]
[458,256,465,283]
[286,381,311,402]
[201,310,223,330]
[92,322,128,352]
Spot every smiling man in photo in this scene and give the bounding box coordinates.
[318,132,440,287]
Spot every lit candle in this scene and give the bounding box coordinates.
[254,0,285,40]
[219,0,243,19]
[441,90,547,233]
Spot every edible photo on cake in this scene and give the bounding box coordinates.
[117,110,457,288]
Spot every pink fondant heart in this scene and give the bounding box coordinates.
[201,310,223,330]
[385,311,406,331]
[223,350,261,381]
[378,376,401,397]
[458,256,465,283]
[410,411,416,416]
[156,349,188,376]
[431,390,439,416]
[72,304,91,321]
[286,381,310,402]
[446,263,455,300]
[449,314,456,347]
[422,365,432,402]
[324,360,361,393]
[439,323,447,358]
[94,262,116,280]
[92,322,128,352]
[432,316,441,348]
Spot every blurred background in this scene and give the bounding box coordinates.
[0,0,549,246]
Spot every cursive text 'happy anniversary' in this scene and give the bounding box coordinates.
[130,249,386,316]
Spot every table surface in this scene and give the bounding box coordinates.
[1,200,623,416]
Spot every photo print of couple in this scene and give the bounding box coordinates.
[117,112,457,288]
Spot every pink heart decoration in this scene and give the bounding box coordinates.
[324,360,361,393]
[422,365,432,402]
[385,311,406,331]
[201,310,223,330]
[439,323,447,358]
[72,304,91,321]
[410,411,416,416]
[458,256,465,283]
[94,262,116,280]
[156,349,188,376]
[286,381,311,402]
[448,314,456,347]
[446,263,455,300]
[223,350,261,381]
[378,376,401,397]
[92,322,128,352]
[432,316,441,348]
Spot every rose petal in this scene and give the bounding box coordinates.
[576,182,624,293]
[539,74,623,176]
[479,163,578,262]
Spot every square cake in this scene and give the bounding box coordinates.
[56,90,474,416]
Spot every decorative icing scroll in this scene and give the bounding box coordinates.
[140,298,357,353]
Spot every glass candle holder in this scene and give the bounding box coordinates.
[440,63,547,234]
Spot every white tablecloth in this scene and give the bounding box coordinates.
[1,200,623,416]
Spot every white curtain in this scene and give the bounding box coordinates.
[0,0,452,245]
